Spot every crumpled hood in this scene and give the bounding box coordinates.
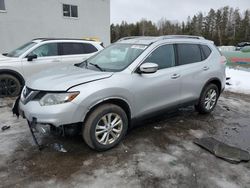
[26,65,113,91]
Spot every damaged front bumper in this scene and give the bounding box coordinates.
[27,118,44,150]
[13,97,83,150]
[26,118,81,150]
[19,98,84,127]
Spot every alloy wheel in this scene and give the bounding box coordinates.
[0,77,18,97]
[204,89,217,110]
[95,113,123,145]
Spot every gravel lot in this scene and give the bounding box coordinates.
[0,92,250,188]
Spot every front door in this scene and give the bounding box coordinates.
[22,43,61,78]
[132,44,182,118]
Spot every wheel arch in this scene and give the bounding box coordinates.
[200,78,222,97]
[0,69,25,85]
[84,97,132,127]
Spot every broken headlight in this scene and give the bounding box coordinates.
[39,92,79,106]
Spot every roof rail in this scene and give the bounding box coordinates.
[32,38,97,42]
[117,36,143,42]
[159,35,205,40]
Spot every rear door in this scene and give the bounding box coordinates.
[132,44,182,118]
[22,43,61,78]
[176,43,212,104]
[59,42,98,66]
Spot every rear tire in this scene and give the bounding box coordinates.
[0,74,22,97]
[83,104,128,151]
[195,84,219,114]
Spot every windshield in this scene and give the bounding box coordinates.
[81,43,147,72]
[7,42,37,57]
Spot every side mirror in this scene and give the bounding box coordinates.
[139,63,158,74]
[27,54,37,61]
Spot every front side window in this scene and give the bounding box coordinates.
[80,43,147,72]
[177,44,202,65]
[29,43,58,57]
[7,42,37,57]
[0,0,5,11]
[63,4,78,18]
[143,44,175,69]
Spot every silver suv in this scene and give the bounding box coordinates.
[19,35,226,151]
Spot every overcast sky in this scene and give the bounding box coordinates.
[111,0,250,24]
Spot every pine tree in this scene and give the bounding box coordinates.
[110,7,250,45]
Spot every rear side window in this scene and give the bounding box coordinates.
[144,44,175,69]
[201,45,212,60]
[60,43,84,55]
[177,44,202,65]
[60,43,97,55]
[83,43,98,53]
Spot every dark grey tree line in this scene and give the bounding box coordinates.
[111,6,250,45]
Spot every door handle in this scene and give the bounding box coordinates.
[203,66,209,71]
[171,74,180,79]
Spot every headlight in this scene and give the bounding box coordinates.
[39,92,79,106]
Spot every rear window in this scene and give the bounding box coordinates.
[177,44,202,65]
[201,45,212,60]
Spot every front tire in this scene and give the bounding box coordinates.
[0,74,22,97]
[195,84,219,114]
[83,104,128,151]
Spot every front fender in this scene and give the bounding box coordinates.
[70,83,135,122]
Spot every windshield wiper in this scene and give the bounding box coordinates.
[89,63,104,72]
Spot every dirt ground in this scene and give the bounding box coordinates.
[0,91,250,188]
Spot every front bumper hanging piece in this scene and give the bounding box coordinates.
[27,118,43,151]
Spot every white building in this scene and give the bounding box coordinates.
[0,0,110,53]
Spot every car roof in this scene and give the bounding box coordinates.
[117,35,211,45]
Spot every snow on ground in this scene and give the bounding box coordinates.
[1,93,250,187]
[226,67,250,95]
[0,100,28,163]
[218,46,235,52]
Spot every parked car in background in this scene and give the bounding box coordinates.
[235,42,250,51]
[19,35,226,151]
[222,46,250,68]
[0,38,104,97]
